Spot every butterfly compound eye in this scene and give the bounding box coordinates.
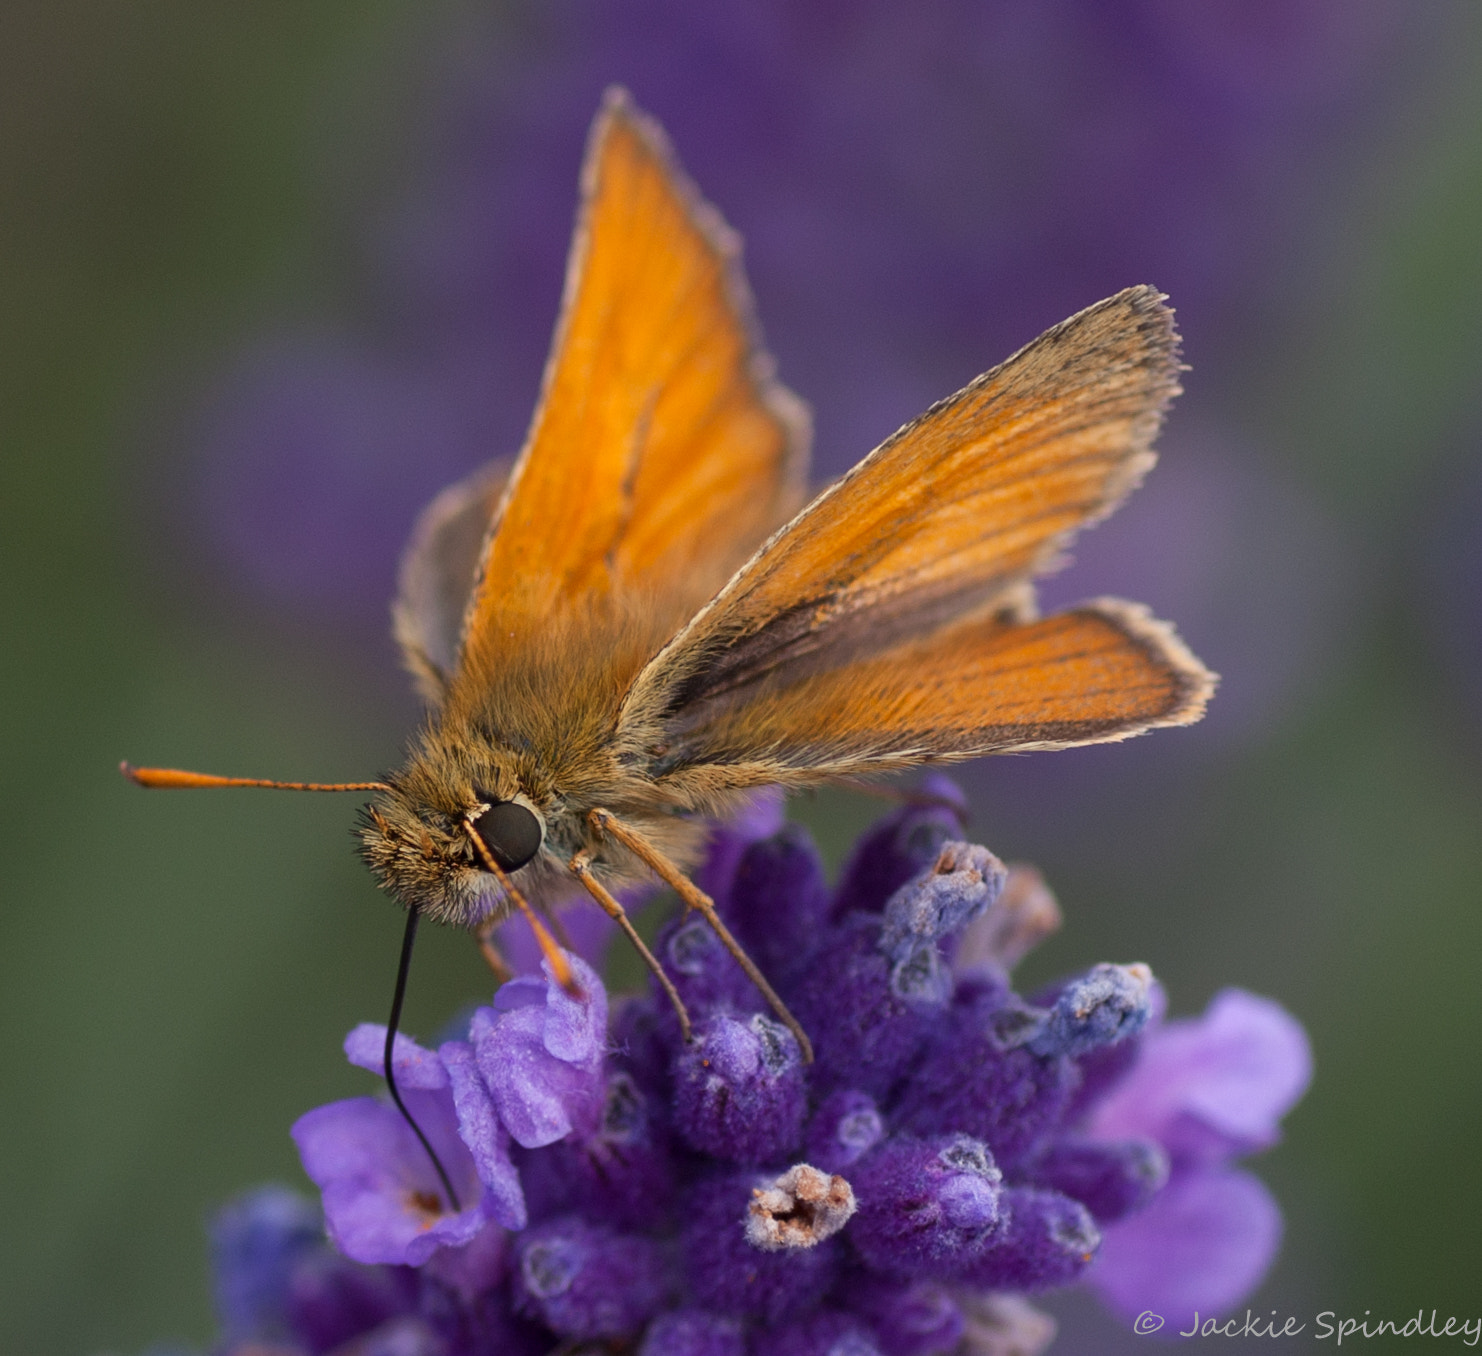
[471,798,544,872]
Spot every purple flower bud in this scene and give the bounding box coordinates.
[211,801,1310,1349]
[639,1309,747,1356]
[765,1309,884,1356]
[682,1171,843,1323]
[957,1187,1101,1292]
[878,842,1006,962]
[209,1186,323,1344]
[694,787,787,903]
[789,915,939,1099]
[674,1013,806,1164]
[831,782,968,918]
[511,1216,669,1340]
[848,1135,1004,1276]
[283,1250,417,1354]
[520,1071,678,1231]
[1028,1136,1169,1224]
[805,1091,885,1173]
[655,912,760,1020]
[850,1280,965,1356]
[1028,964,1154,1058]
[727,825,832,986]
[470,954,607,1148]
[891,987,1078,1172]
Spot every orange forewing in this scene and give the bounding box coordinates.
[624,287,1181,721]
[650,601,1213,789]
[458,88,807,666]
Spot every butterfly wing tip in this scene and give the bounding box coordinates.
[1084,596,1218,730]
[600,84,634,113]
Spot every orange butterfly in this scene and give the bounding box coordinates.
[127,88,1213,1064]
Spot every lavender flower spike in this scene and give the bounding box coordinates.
[195,779,1309,1354]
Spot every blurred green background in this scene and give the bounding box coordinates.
[4,3,1482,1353]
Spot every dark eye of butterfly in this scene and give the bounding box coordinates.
[471,796,544,872]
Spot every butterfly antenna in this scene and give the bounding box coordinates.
[120,762,390,793]
[384,906,462,1213]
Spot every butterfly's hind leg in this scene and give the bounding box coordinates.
[568,850,693,1044]
[586,808,815,1064]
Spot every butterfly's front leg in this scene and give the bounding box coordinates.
[568,849,693,1044]
[461,815,580,996]
[586,807,815,1064]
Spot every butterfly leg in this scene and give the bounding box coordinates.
[587,808,814,1064]
[472,917,515,983]
[568,850,693,1044]
[463,817,580,996]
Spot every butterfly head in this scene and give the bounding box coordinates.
[358,762,550,928]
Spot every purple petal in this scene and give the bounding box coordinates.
[291,1095,485,1266]
[492,975,551,1012]
[1087,989,1311,1161]
[439,1041,526,1229]
[343,1025,449,1089]
[470,961,606,1149]
[1089,1167,1283,1319]
[538,953,608,1063]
